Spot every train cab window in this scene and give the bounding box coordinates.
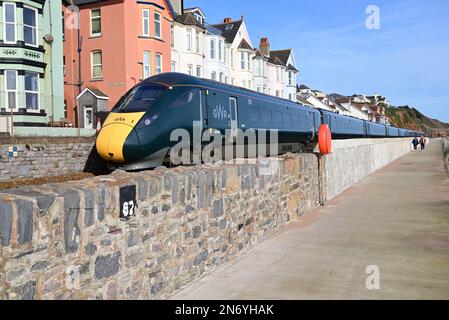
[229,97,237,121]
[112,84,165,113]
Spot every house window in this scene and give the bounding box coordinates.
[3,3,17,43]
[196,65,201,77]
[242,80,246,88]
[91,51,103,79]
[25,72,39,110]
[155,53,162,74]
[154,12,161,38]
[23,6,38,46]
[211,71,216,80]
[210,39,215,59]
[276,90,280,97]
[247,53,251,70]
[289,93,292,101]
[231,49,234,68]
[219,72,224,82]
[218,41,223,61]
[5,70,17,110]
[186,28,192,51]
[195,30,200,53]
[90,8,101,36]
[240,52,245,70]
[171,61,176,72]
[288,71,293,86]
[248,80,251,89]
[276,67,280,81]
[170,26,174,48]
[142,9,150,36]
[224,46,227,63]
[63,55,66,76]
[257,86,260,92]
[187,64,193,75]
[143,51,151,78]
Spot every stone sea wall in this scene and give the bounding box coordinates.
[0,154,320,299]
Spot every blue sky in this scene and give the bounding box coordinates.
[185,0,449,123]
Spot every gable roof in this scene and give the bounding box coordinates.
[175,12,206,29]
[238,38,253,50]
[77,87,109,100]
[211,19,243,44]
[298,84,310,90]
[269,49,292,66]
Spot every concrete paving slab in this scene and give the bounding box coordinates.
[169,141,449,300]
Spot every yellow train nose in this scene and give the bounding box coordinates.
[96,112,145,163]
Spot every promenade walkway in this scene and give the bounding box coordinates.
[170,141,449,299]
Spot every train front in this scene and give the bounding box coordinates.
[96,83,168,170]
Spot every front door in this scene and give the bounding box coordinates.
[84,106,94,129]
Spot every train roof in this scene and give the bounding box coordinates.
[142,73,321,113]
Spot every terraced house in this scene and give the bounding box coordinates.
[63,0,174,128]
[0,0,64,133]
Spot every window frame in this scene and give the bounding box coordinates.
[210,39,215,60]
[23,5,38,47]
[90,8,101,37]
[211,71,216,81]
[186,28,192,52]
[196,65,201,77]
[155,53,162,74]
[218,40,223,61]
[91,50,103,79]
[3,2,17,44]
[143,51,151,79]
[154,11,161,39]
[187,64,193,76]
[171,61,176,72]
[240,51,245,70]
[142,9,150,37]
[24,72,40,112]
[195,29,200,53]
[4,70,18,111]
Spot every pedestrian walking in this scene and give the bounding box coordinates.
[412,137,419,150]
[419,136,426,151]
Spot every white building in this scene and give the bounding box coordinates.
[204,24,229,83]
[253,48,268,93]
[210,17,254,89]
[258,37,299,100]
[297,85,334,112]
[171,7,206,77]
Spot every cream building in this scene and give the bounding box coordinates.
[170,7,206,77]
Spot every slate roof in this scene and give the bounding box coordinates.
[87,87,108,98]
[211,19,243,43]
[238,38,253,50]
[175,12,205,29]
[298,84,310,90]
[269,49,292,66]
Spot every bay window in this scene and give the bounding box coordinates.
[143,51,151,78]
[5,70,18,110]
[24,6,38,46]
[155,53,162,74]
[25,72,39,110]
[3,3,16,44]
[142,9,150,36]
[210,39,215,59]
[154,12,161,38]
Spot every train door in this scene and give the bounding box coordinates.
[199,89,208,130]
[206,90,231,132]
[229,97,238,133]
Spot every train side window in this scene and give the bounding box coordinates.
[273,111,282,124]
[261,110,271,123]
[249,107,260,122]
[283,113,292,127]
[230,97,237,121]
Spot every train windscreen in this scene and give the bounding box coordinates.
[112,85,165,113]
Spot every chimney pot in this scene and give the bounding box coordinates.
[224,17,232,23]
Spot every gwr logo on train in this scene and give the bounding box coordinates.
[213,104,229,120]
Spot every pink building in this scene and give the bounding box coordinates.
[63,0,174,127]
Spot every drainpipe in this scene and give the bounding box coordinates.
[76,9,82,137]
[48,2,54,123]
[10,101,14,137]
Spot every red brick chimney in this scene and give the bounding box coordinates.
[224,17,232,23]
[259,37,270,56]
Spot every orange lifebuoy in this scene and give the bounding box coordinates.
[318,124,332,155]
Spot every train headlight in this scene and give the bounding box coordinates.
[137,114,159,128]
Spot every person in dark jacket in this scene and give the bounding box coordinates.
[419,136,427,151]
[412,137,419,150]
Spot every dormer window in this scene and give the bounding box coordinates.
[225,24,234,30]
